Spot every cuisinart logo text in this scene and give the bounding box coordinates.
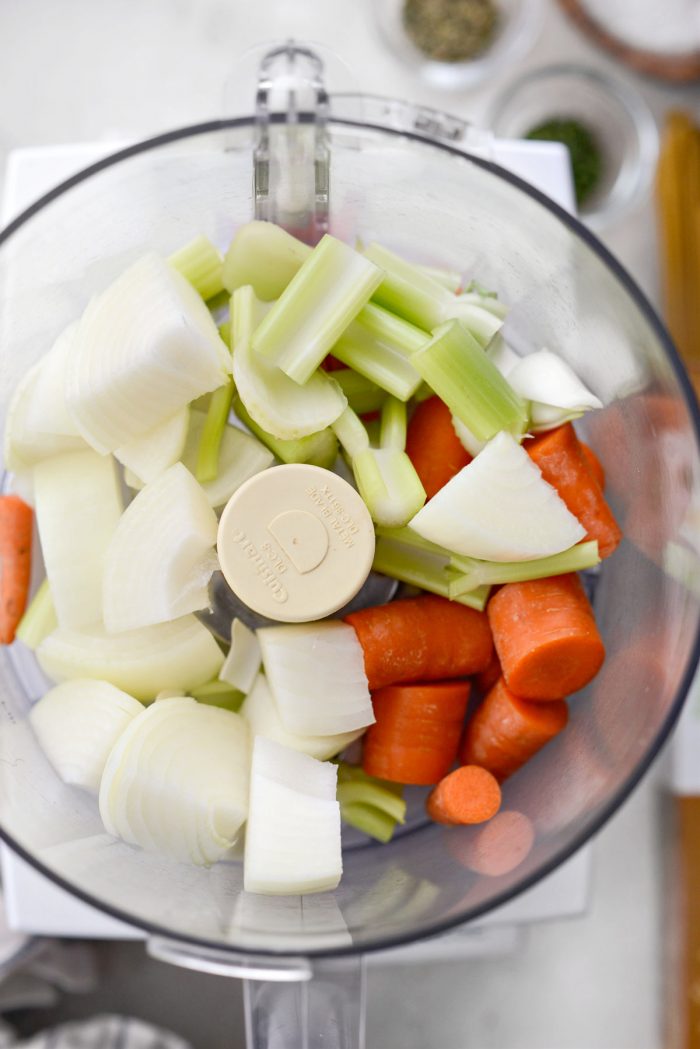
[229,529,288,603]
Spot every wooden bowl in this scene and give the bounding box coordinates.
[557,0,700,82]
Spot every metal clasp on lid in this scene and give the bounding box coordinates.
[254,41,330,243]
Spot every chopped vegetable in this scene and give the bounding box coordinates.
[253,235,383,385]
[231,285,347,441]
[487,574,605,700]
[0,494,33,644]
[257,621,374,736]
[411,321,527,443]
[331,303,425,402]
[409,431,585,561]
[363,681,471,784]
[36,615,224,702]
[65,253,231,453]
[405,395,472,499]
[99,696,249,865]
[168,234,225,301]
[195,380,235,483]
[219,618,262,694]
[345,593,493,691]
[475,649,502,696]
[103,463,218,633]
[460,676,569,780]
[372,532,490,610]
[447,540,600,595]
[580,441,605,489]
[337,763,406,843]
[426,765,501,825]
[34,449,123,630]
[244,736,342,894]
[333,369,387,415]
[115,408,189,485]
[241,673,364,761]
[232,395,338,468]
[30,679,143,793]
[507,349,603,432]
[222,221,311,300]
[181,409,274,509]
[457,809,535,877]
[188,679,245,711]
[527,422,622,559]
[15,579,57,650]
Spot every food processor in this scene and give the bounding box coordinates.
[0,41,699,1049]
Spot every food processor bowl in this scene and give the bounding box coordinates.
[1,43,699,1049]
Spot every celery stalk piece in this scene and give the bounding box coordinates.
[232,395,338,468]
[340,801,399,843]
[231,285,347,440]
[448,541,601,596]
[412,319,528,442]
[168,235,225,301]
[372,536,489,611]
[333,369,387,415]
[458,289,509,320]
[364,242,452,330]
[218,320,231,347]
[189,679,245,712]
[195,379,235,483]
[222,221,311,300]
[332,303,427,401]
[15,579,57,650]
[354,448,425,528]
[418,263,463,293]
[380,397,407,451]
[413,382,435,403]
[253,235,384,385]
[452,303,503,349]
[337,781,407,824]
[358,302,429,354]
[332,407,371,460]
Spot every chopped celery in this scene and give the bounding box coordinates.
[380,397,407,451]
[337,781,406,824]
[413,381,435,403]
[412,320,528,442]
[452,303,503,349]
[253,236,384,384]
[418,263,463,293]
[232,395,338,468]
[358,302,429,354]
[364,242,451,330]
[222,221,311,300]
[195,379,235,483]
[218,320,231,347]
[332,407,371,459]
[15,579,57,650]
[189,679,245,712]
[168,235,225,301]
[331,321,424,402]
[231,285,347,440]
[458,290,509,320]
[340,801,398,844]
[373,535,490,611]
[448,540,601,595]
[333,369,387,415]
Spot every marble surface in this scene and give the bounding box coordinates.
[1,1,699,1046]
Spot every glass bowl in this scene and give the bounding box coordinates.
[373,0,544,90]
[488,64,659,228]
[0,104,698,971]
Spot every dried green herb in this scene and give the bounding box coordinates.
[525,118,603,208]
[402,0,499,63]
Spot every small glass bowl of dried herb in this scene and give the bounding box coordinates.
[373,0,544,90]
[488,64,659,227]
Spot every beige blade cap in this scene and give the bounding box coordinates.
[217,464,375,623]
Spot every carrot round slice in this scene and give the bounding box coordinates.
[460,677,568,780]
[405,396,471,500]
[487,574,605,701]
[426,765,501,825]
[461,810,535,876]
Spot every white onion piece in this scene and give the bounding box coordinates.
[181,410,274,509]
[244,736,341,895]
[241,674,364,761]
[30,679,142,793]
[99,696,249,865]
[409,430,585,561]
[451,414,486,458]
[114,408,189,485]
[219,619,261,694]
[508,350,603,432]
[36,615,224,701]
[34,449,123,629]
[258,622,374,736]
[65,253,230,453]
[103,463,218,633]
[232,286,347,441]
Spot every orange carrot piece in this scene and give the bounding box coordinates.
[460,810,535,876]
[405,396,471,499]
[527,422,621,558]
[459,676,568,780]
[345,594,493,691]
[580,441,605,490]
[363,681,470,785]
[0,495,33,644]
[426,764,501,825]
[475,648,502,696]
[487,574,605,701]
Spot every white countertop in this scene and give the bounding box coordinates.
[1,2,697,1046]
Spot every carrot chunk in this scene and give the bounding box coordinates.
[487,574,605,700]
[426,764,501,825]
[579,440,605,490]
[405,396,471,499]
[0,495,33,644]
